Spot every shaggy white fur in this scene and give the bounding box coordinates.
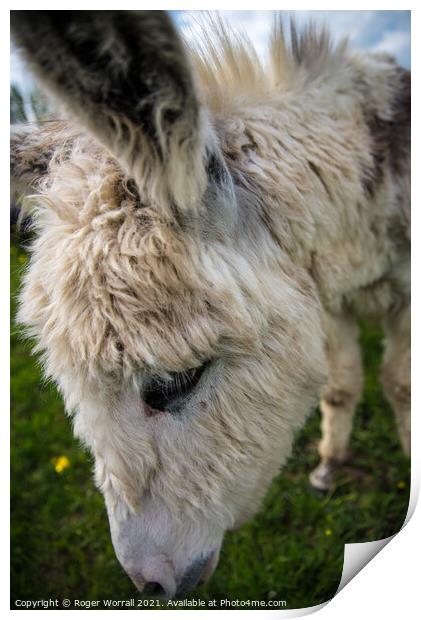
[11,11,410,597]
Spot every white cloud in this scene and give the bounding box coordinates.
[371,30,410,58]
[10,47,34,93]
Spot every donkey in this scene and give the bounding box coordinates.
[11,11,410,599]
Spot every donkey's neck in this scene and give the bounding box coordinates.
[220,72,407,316]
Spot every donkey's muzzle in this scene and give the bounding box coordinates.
[130,549,219,600]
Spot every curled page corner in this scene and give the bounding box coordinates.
[279,535,399,617]
[274,487,414,617]
[335,535,394,595]
[274,602,327,618]
[336,483,416,596]
[404,481,418,527]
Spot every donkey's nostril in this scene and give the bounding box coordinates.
[143,581,166,598]
[127,555,177,600]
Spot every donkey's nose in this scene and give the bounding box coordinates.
[143,581,167,598]
[133,574,175,600]
[128,556,177,600]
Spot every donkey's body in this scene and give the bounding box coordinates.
[11,12,410,597]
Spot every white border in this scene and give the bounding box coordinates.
[4,3,418,617]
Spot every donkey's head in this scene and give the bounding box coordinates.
[12,11,327,598]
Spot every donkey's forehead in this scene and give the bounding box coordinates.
[23,172,258,382]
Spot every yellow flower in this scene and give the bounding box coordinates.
[325,528,332,536]
[397,480,406,490]
[51,456,71,474]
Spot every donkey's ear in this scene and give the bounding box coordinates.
[11,11,208,212]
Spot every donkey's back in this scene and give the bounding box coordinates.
[195,37,410,319]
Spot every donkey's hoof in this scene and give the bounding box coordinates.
[309,461,335,492]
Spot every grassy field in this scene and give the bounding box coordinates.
[11,236,410,610]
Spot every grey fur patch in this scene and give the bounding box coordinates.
[388,68,411,177]
[175,553,213,598]
[200,150,238,239]
[361,66,410,197]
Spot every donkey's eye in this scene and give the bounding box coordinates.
[143,362,209,412]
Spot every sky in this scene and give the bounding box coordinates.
[175,10,410,68]
[11,10,410,101]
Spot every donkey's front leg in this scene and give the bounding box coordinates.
[380,305,410,456]
[309,314,363,491]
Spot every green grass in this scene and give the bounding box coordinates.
[11,237,410,610]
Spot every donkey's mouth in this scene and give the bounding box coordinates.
[175,548,221,599]
[198,547,220,585]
